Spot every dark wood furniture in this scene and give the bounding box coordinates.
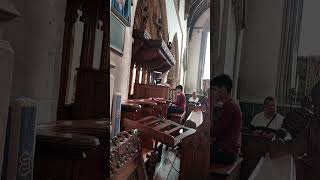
[240,107,313,179]
[110,130,148,180]
[123,116,196,179]
[123,116,195,148]
[131,29,175,73]
[180,110,211,180]
[34,120,108,180]
[133,83,170,99]
[121,100,158,149]
[57,0,109,120]
[73,69,109,119]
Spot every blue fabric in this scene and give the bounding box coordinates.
[16,107,36,180]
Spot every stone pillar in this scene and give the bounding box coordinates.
[0,0,20,175]
[276,0,304,104]
[185,29,203,94]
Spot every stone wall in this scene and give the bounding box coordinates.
[238,0,285,103]
[4,0,67,123]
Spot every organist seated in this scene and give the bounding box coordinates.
[188,92,199,104]
[249,96,291,141]
[167,85,186,114]
[211,74,242,164]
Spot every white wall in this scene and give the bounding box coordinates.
[110,0,138,101]
[166,0,188,85]
[4,0,66,123]
[185,29,203,94]
[239,0,284,103]
[184,8,210,94]
[299,0,320,56]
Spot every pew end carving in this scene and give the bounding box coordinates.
[110,130,148,180]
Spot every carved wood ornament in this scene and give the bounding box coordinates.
[129,0,174,96]
[110,130,147,180]
[58,0,110,120]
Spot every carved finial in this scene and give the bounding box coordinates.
[167,42,172,50]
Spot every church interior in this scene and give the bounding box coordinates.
[0,0,320,179]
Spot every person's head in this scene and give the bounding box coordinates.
[211,74,233,102]
[263,96,277,115]
[192,92,197,98]
[311,81,320,118]
[176,85,183,94]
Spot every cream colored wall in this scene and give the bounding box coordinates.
[0,21,15,177]
[185,29,203,94]
[184,8,210,94]
[4,0,66,123]
[239,0,284,103]
[110,0,138,101]
[299,0,320,56]
[165,0,187,85]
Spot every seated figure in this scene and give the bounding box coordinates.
[250,96,291,140]
[211,74,242,164]
[188,92,199,103]
[167,85,186,114]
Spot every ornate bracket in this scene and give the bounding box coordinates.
[110,130,141,176]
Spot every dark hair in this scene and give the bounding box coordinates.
[211,74,233,93]
[264,96,275,105]
[176,85,183,91]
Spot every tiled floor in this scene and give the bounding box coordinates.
[154,146,180,180]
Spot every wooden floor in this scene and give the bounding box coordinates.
[154,146,180,180]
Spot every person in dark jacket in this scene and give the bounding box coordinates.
[211,74,242,164]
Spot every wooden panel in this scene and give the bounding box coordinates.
[34,120,108,180]
[72,68,108,119]
[123,117,195,147]
[180,110,210,180]
[134,84,170,99]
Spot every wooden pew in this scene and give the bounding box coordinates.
[180,109,211,180]
[110,130,148,180]
[240,107,313,179]
[121,101,159,150]
[241,133,271,179]
[34,120,108,180]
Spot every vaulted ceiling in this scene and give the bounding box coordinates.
[186,0,210,39]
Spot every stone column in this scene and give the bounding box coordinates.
[0,0,20,175]
[276,0,304,104]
